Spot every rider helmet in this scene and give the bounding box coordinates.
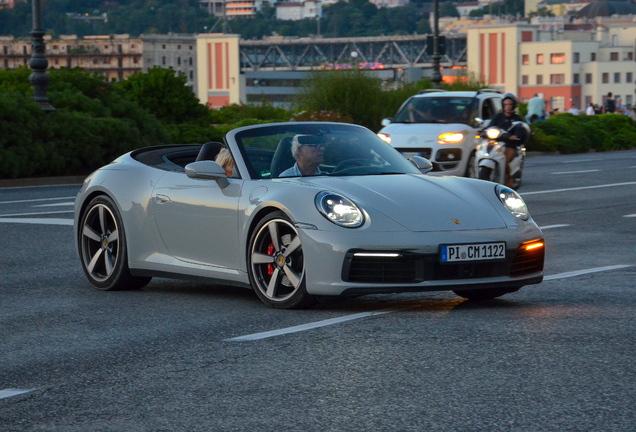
[502,93,518,110]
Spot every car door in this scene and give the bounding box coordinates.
[150,172,242,270]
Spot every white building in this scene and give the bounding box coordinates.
[276,1,322,20]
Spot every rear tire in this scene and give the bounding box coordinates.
[478,166,493,181]
[79,195,151,291]
[453,288,519,301]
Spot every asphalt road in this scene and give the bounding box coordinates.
[1,150,635,431]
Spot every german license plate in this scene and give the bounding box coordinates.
[440,242,506,262]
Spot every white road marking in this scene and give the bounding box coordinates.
[539,224,570,230]
[226,308,399,342]
[624,214,636,218]
[562,159,595,163]
[544,265,632,281]
[0,218,73,226]
[0,210,74,217]
[0,389,35,400]
[0,196,75,205]
[551,169,600,175]
[521,181,636,196]
[33,202,74,208]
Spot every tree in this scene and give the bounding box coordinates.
[439,2,460,18]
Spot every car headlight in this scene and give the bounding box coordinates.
[486,128,502,139]
[377,132,391,144]
[438,133,464,144]
[496,185,529,220]
[315,192,364,228]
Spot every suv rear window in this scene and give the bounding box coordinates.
[394,97,478,125]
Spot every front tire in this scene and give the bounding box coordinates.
[79,195,151,291]
[478,166,493,181]
[453,288,519,301]
[248,211,315,309]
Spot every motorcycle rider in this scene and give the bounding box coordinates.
[488,93,527,187]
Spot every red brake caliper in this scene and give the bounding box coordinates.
[267,242,275,276]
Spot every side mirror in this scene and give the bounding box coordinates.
[381,118,392,127]
[474,117,484,127]
[409,156,433,174]
[185,161,229,188]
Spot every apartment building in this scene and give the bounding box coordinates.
[142,34,198,93]
[0,0,26,10]
[467,23,636,111]
[0,34,142,81]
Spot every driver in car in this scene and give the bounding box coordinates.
[279,134,325,177]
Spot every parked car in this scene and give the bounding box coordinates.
[377,89,503,178]
[74,122,544,309]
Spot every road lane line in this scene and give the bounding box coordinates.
[33,202,75,208]
[624,214,636,218]
[551,169,600,175]
[521,181,636,196]
[544,265,632,281]
[539,224,570,230]
[0,389,35,400]
[0,196,75,205]
[562,159,595,163]
[0,218,73,226]
[0,210,74,217]
[226,308,399,342]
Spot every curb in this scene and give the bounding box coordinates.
[0,176,86,189]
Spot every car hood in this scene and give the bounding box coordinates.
[381,123,471,146]
[298,174,506,232]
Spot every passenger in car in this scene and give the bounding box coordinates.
[279,134,324,177]
[215,148,234,178]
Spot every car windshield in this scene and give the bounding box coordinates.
[233,123,421,179]
[393,96,478,125]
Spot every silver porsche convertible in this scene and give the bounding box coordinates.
[74,122,544,309]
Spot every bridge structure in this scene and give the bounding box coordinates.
[238,34,467,72]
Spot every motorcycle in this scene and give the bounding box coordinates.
[474,120,531,190]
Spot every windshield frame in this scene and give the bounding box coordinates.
[392,96,479,126]
[229,122,421,180]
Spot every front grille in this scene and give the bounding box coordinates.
[510,246,545,277]
[343,247,544,284]
[342,254,417,283]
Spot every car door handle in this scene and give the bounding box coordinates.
[155,194,170,204]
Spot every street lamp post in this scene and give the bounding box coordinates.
[432,0,442,89]
[29,0,55,112]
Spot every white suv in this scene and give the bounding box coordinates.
[377,89,503,177]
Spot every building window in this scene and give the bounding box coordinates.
[627,72,633,83]
[536,74,543,85]
[586,73,592,83]
[522,54,529,65]
[610,52,619,61]
[3,59,7,68]
[133,57,138,64]
[162,44,166,49]
[602,73,609,83]
[573,73,579,84]
[573,52,579,63]
[177,57,181,65]
[3,46,7,55]
[550,74,565,84]
[629,52,634,61]
[190,46,193,50]
[53,45,58,50]
[614,72,620,83]
[612,35,618,46]
[551,53,565,64]
[585,95,592,106]
[178,45,181,50]
[103,58,109,64]
[162,56,166,65]
[591,53,596,61]
[550,96,565,112]
[627,95,633,108]
[536,54,544,65]
[522,75,529,85]
[189,58,193,66]
[190,70,194,79]
[23,46,27,54]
